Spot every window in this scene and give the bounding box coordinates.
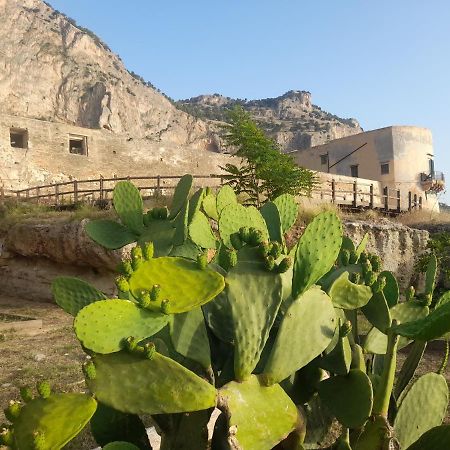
[350,165,359,178]
[381,163,390,175]
[69,135,88,156]
[10,128,28,149]
[320,154,328,165]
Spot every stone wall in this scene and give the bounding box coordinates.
[0,217,429,303]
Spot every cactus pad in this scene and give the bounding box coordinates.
[361,291,392,332]
[188,210,217,249]
[52,277,106,316]
[406,425,450,450]
[319,333,352,375]
[86,219,137,250]
[425,253,438,295]
[103,443,140,450]
[262,286,337,385]
[292,211,343,297]
[216,185,237,216]
[260,201,284,244]
[139,220,176,257]
[169,307,211,368]
[202,193,219,220]
[226,261,283,380]
[318,369,373,428]
[113,181,144,234]
[217,375,300,450]
[12,393,97,450]
[273,193,298,233]
[394,372,449,449]
[355,233,369,258]
[74,300,169,354]
[169,174,193,219]
[128,257,225,313]
[87,351,217,414]
[328,271,373,309]
[380,270,399,307]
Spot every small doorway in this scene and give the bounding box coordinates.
[350,164,359,178]
[69,135,88,156]
[10,128,28,149]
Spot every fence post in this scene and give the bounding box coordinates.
[369,184,374,208]
[99,177,104,201]
[414,194,418,209]
[419,196,423,210]
[396,190,401,213]
[73,180,78,203]
[36,187,40,204]
[383,186,389,211]
[55,184,60,206]
[156,175,161,197]
[408,191,412,211]
[331,180,336,203]
[352,181,357,208]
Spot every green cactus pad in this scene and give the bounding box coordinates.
[169,307,211,368]
[169,174,193,219]
[113,181,144,234]
[74,300,169,354]
[188,188,206,221]
[364,302,429,354]
[379,270,399,307]
[273,193,298,233]
[202,193,219,220]
[392,299,450,341]
[292,211,343,297]
[217,375,300,450]
[86,220,137,250]
[361,291,392,332]
[103,441,141,449]
[219,203,269,248]
[394,372,449,449]
[216,185,237,216]
[341,236,356,252]
[226,261,283,381]
[139,219,176,257]
[128,257,224,313]
[170,239,201,260]
[355,233,369,258]
[328,271,373,310]
[12,393,97,450]
[318,264,361,291]
[319,333,352,375]
[188,210,217,249]
[262,286,337,385]
[172,199,189,247]
[90,403,151,449]
[425,253,438,295]
[260,201,284,244]
[87,351,217,414]
[406,425,450,450]
[318,369,373,428]
[52,277,106,316]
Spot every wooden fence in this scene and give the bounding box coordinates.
[0,174,423,213]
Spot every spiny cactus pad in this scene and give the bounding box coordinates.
[169,174,193,219]
[217,375,300,450]
[394,372,449,449]
[202,193,219,220]
[328,271,373,309]
[12,393,97,450]
[319,333,352,375]
[74,300,169,354]
[262,286,337,385]
[188,210,217,249]
[87,352,217,414]
[406,425,450,450]
[51,277,106,316]
[216,185,237,216]
[169,307,211,369]
[361,291,392,332]
[226,261,283,381]
[113,181,144,234]
[139,220,176,257]
[260,201,284,244]
[364,302,429,354]
[219,203,269,248]
[292,211,343,297]
[393,297,450,341]
[379,270,399,307]
[355,232,369,258]
[273,193,298,233]
[85,219,137,250]
[317,369,373,428]
[425,253,438,295]
[172,199,189,247]
[128,257,225,313]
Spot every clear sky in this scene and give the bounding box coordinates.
[47,0,450,204]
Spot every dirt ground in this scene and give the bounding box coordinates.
[0,296,449,449]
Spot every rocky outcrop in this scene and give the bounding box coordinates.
[178,91,363,152]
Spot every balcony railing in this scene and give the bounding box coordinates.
[421,171,445,183]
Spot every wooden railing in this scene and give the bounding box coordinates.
[0,175,423,212]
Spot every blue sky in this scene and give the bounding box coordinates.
[48,0,450,204]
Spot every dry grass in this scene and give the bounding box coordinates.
[397,208,450,227]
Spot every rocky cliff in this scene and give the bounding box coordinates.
[177,91,363,152]
[0,0,208,146]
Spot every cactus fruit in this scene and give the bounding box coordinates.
[262,286,336,385]
[340,249,351,266]
[20,387,33,403]
[329,271,373,309]
[115,276,130,293]
[273,193,298,233]
[74,300,169,354]
[4,401,22,422]
[85,219,137,250]
[217,375,301,450]
[197,252,208,269]
[292,211,343,297]
[364,270,377,286]
[219,247,238,271]
[349,250,359,264]
[86,352,217,415]
[264,255,276,271]
[275,257,292,274]
[36,381,51,399]
[83,361,97,380]
[51,277,106,316]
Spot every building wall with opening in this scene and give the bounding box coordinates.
[0,114,233,190]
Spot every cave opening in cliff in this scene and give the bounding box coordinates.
[10,128,28,149]
[69,134,88,156]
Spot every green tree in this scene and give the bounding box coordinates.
[220,106,316,206]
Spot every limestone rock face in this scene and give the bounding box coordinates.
[0,0,207,145]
